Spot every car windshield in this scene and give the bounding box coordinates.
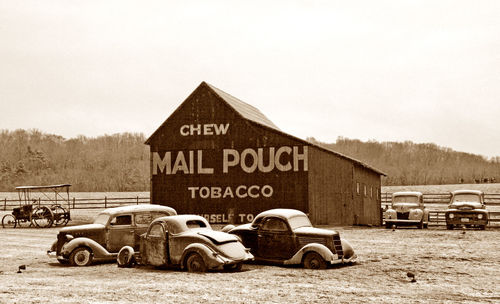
[288,215,312,229]
[93,213,110,225]
[452,194,481,204]
[393,195,419,205]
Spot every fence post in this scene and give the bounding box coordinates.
[137,196,139,205]
[73,197,75,209]
[4,198,6,211]
[105,196,107,208]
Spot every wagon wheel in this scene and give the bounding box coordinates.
[32,206,54,228]
[51,205,69,226]
[2,214,16,228]
[16,218,33,228]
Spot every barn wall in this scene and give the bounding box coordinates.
[307,147,355,225]
[148,86,309,224]
[352,164,382,226]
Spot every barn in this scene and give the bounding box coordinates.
[146,82,386,226]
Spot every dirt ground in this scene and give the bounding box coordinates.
[1,218,499,304]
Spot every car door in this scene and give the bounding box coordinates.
[257,217,295,260]
[143,222,168,266]
[107,214,135,253]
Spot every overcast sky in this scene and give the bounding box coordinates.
[1,1,499,158]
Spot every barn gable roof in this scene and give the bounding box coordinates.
[146,81,386,176]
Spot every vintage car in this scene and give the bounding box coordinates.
[445,190,489,230]
[384,191,429,229]
[47,204,177,266]
[223,208,356,269]
[117,215,253,272]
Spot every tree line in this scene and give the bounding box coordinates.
[308,137,500,186]
[1,129,499,191]
[0,129,149,192]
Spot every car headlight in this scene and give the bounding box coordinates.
[449,213,454,219]
[478,214,483,219]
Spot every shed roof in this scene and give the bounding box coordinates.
[146,81,386,176]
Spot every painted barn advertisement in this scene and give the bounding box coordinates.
[151,122,309,224]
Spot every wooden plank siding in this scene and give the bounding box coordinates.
[352,164,382,226]
[147,83,309,223]
[307,146,354,225]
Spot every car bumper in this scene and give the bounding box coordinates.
[446,218,488,225]
[331,253,357,265]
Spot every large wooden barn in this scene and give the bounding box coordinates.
[146,82,386,226]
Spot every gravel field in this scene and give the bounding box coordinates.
[1,223,499,304]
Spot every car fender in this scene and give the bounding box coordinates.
[423,209,430,224]
[409,208,423,221]
[384,209,397,220]
[61,237,113,260]
[180,243,223,270]
[284,243,335,265]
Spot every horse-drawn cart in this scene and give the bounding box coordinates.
[2,184,72,228]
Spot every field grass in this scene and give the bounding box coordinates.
[0,227,499,303]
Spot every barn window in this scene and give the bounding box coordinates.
[364,185,367,197]
[356,182,360,195]
[370,186,373,198]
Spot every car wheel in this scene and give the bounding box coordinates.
[417,222,423,229]
[479,225,486,230]
[186,253,207,272]
[117,246,135,268]
[446,224,453,230]
[70,247,93,266]
[385,223,392,229]
[223,263,243,272]
[303,252,327,270]
[423,223,428,229]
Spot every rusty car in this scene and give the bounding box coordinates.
[445,190,489,230]
[223,208,356,269]
[47,204,177,266]
[116,214,253,272]
[384,191,429,229]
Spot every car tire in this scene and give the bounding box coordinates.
[446,224,453,230]
[186,252,207,273]
[418,222,423,229]
[423,223,428,229]
[117,246,135,268]
[303,252,327,270]
[479,225,486,230]
[223,262,243,272]
[70,247,93,266]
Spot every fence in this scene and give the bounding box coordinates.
[382,192,500,227]
[1,196,150,212]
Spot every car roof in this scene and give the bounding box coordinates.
[153,214,207,224]
[100,204,177,216]
[392,191,423,197]
[255,208,307,220]
[451,190,483,195]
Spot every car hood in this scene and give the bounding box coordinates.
[449,202,484,210]
[197,230,240,245]
[294,226,338,236]
[59,224,105,234]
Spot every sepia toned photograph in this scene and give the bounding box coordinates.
[1,1,499,303]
